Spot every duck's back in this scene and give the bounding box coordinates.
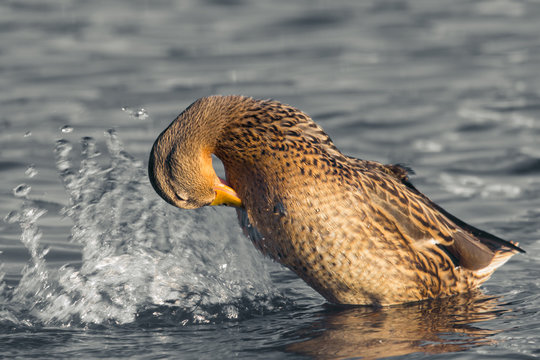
[215,98,522,305]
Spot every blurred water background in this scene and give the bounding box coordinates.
[1,0,540,358]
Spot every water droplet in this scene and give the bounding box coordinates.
[13,184,31,198]
[122,106,149,120]
[137,108,149,120]
[61,125,73,133]
[4,210,20,223]
[24,131,32,137]
[25,164,38,178]
[273,202,287,217]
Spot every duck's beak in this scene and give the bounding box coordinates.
[211,178,242,207]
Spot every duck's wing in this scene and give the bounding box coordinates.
[350,160,524,271]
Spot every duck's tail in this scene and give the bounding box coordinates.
[421,191,525,280]
[473,241,521,281]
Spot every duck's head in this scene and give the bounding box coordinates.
[148,96,243,209]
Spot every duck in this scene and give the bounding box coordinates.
[148,95,524,306]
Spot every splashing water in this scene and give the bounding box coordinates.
[0,129,287,328]
[122,107,149,120]
[12,184,31,198]
[60,125,74,134]
[25,164,38,178]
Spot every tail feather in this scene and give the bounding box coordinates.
[474,247,519,283]
[398,173,525,255]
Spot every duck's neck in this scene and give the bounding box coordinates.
[166,96,244,151]
[163,95,341,195]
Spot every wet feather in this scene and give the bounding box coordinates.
[148,95,524,305]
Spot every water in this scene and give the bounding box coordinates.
[1,0,540,358]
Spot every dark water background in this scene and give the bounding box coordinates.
[1,0,540,358]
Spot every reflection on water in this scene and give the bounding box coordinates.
[287,293,503,359]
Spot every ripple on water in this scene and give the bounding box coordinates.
[439,173,522,200]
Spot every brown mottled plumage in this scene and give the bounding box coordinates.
[148,95,524,306]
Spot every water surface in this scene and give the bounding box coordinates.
[1,0,540,359]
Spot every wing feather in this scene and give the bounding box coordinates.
[349,159,524,271]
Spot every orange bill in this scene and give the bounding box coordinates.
[211,178,242,207]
